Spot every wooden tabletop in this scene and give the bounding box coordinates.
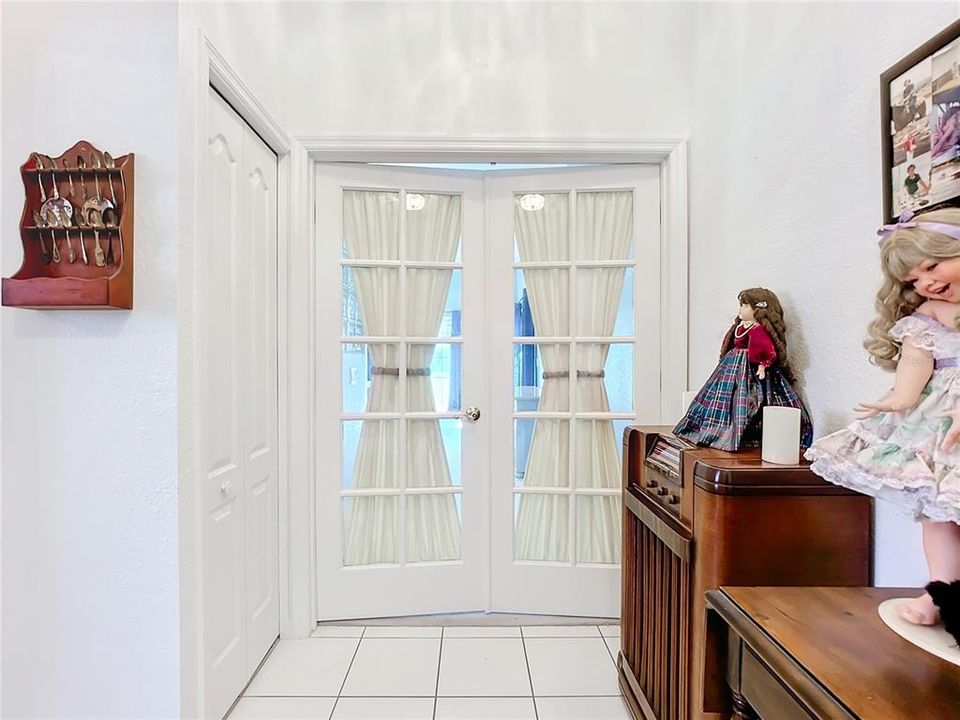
[718,587,960,719]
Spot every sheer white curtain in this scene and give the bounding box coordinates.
[573,192,632,564]
[343,190,462,565]
[405,194,462,562]
[514,194,572,561]
[515,191,632,563]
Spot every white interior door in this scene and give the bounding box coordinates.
[315,165,488,619]
[201,89,279,718]
[314,163,659,620]
[487,166,660,617]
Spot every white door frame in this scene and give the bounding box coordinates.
[179,33,294,720]
[179,32,689,715]
[289,139,688,634]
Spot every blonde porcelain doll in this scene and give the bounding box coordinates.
[806,208,960,638]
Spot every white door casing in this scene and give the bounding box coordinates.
[314,163,660,620]
[200,88,279,718]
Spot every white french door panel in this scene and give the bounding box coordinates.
[487,165,661,617]
[315,164,488,620]
[201,89,279,719]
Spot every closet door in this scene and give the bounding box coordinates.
[239,119,280,677]
[201,88,279,718]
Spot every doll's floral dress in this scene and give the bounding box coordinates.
[806,312,960,523]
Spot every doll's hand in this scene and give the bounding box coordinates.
[938,407,960,452]
[757,365,766,380]
[854,394,916,419]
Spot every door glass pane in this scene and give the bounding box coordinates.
[514,419,569,488]
[342,190,400,260]
[342,343,399,413]
[406,268,460,337]
[342,266,400,336]
[514,343,569,412]
[343,495,398,566]
[407,419,460,488]
[407,343,461,412]
[405,193,461,262]
[407,494,462,562]
[515,269,569,335]
[576,495,621,564]
[575,343,632,413]
[343,419,400,490]
[574,419,619,489]
[514,192,569,262]
[515,493,569,562]
[575,190,634,261]
[575,267,633,336]
[342,420,400,490]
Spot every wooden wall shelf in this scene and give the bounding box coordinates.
[2,140,134,310]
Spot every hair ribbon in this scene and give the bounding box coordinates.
[878,210,960,246]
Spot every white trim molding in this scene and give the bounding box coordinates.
[292,136,689,630]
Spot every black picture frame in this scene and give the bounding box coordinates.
[881,19,960,223]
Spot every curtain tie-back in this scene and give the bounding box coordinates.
[542,369,605,379]
[372,366,432,376]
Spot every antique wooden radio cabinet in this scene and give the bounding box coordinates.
[619,426,873,720]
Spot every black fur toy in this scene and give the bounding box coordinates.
[926,580,960,645]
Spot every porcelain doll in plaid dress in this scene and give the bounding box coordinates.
[674,287,813,452]
[806,208,960,634]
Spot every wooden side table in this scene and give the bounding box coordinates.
[706,587,960,719]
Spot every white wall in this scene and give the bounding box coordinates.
[687,2,959,586]
[284,2,694,137]
[1,2,180,718]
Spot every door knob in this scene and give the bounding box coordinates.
[462,406,481,422]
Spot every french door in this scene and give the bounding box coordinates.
[315,164,660,620]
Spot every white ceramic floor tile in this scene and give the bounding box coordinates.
[443,626,521,638]
[229,697,337,719]
[599,624,621,638]
[363,626,442,638]
[525,638,622,696]
[537,696,631,720]
[330,697,434,719]
[521,625,602,638]
[312,625,366,638]
[341,638,440,697]
[603,636,621,663]
[435,697,537,719]
[438,638,532,697]
[246,638,359,696]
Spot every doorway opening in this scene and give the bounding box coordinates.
[315,162,662,621]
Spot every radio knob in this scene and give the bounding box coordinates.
[657,487,669,496]
[668,495,679,505]
[646,480,658,489]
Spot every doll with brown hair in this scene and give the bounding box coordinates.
[674,287,814,452]
[806,208,960,639]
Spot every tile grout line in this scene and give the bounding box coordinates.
[327,626,367,720]
[432,627,444,720]
[519,626,539,720]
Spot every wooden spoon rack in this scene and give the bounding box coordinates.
[2,140,134,309]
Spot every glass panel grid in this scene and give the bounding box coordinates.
[339,187,465,567]
[511,188,637,568]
